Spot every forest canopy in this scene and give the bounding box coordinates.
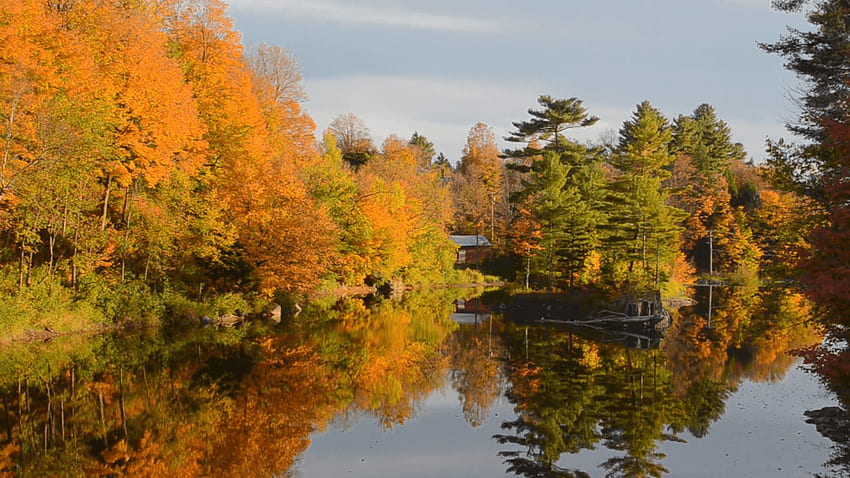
[0,0,821,339]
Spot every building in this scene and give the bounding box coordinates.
[450,297,491,324]
[449,235,492,265]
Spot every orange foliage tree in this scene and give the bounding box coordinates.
[163,0,335,293]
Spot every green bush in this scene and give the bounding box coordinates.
[0,267,106,339]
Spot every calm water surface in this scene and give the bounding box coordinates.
[1,286,846,477]
[299,365,835,477]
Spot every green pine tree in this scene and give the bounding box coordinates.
[505,95,606,289]
[504,95,599,162]
[604,101,684,291]
[672,104,745,178]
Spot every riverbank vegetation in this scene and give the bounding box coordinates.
[0,0,827,341]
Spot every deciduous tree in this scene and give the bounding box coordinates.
[329,113,376,169]
[453,123,503,238]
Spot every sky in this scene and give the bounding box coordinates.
[225,0,810,164]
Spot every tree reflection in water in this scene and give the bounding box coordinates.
[494,285,822,477]
[0,286,827,477]
[0,289,463,477]
[797,330,850,477]
[445,313,505,428]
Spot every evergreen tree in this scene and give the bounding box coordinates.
[505,95,605,288]
[504,95,599,162]
[431,152,452,179]
[605,101,684,290]
[519,152,597,289]
[672,104,745,178]
[763,0,850,325]
[761,0,850,144]
[760,0,850,203]
[409,131,436,167]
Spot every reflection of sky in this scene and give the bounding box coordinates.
[295,362,838,477]
[296,383,515,477]
[659,363,837,478]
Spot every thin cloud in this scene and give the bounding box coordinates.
[719,0,772,9]
[227,0,504,33]
[304,75,546,158]
[302,74,779,163]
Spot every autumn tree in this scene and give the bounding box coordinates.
[508,203,544,290]
[62,0,209,235]
[245,43,306,103]
[163,0,334,294]
[246,43,316,166]
[453,123,503,239]
[329,113,376,169]
[0,0,110,287]
[0,0,213,289]
[355,135,455,285]
[303,133,372,284]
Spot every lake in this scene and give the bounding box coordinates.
[0,285,846,477]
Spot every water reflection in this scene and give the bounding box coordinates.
[797,330,850,477]
[0,286,835,477]
[445,313,504,428]
[495,321,678,477]
[494,285,824,477]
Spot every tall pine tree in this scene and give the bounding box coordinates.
[605,101,684,291]
[505,96,604,288]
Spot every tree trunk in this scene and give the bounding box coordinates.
[70,228,78,288]
[18,247,25,291]
[121,183,130,228]
[46,228,56,280]
[144,252,150,281]
[61,205,68,236]
[100,175,112,231]
[120,184,134,282]
[2,393,10,441]
[98,389,107,448]
[26,250,33,287]
[118,368,128,441]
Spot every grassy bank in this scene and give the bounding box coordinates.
[0,264,505,344]
[0,267,267,345]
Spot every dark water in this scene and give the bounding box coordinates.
[0,286,846,477]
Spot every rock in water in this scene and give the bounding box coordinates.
[269,304,282,323]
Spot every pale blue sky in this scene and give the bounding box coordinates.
[227,0,808,163]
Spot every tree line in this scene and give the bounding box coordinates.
[444,97,810,296]
[0,0,821,335]
[0,0,464,335]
